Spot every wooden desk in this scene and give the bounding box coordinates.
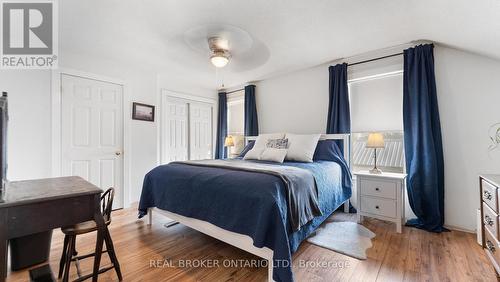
[0,176,105,282]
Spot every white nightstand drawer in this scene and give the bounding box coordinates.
[360,178,397,199]
[360,196,396,218]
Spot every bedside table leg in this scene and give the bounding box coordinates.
[357,214,363,223]
[396,221,402,233]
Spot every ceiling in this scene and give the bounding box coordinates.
[60,0,500,91]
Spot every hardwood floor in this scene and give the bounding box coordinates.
[6,206,497,282]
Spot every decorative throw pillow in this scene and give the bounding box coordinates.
[285,133,321,162]
[253,133,286,149]
[260,148,288,163]
[266,138,288,149]
[238,141,255,158]
[243,147,265,160]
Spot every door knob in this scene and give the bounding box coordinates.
[115,151,121,156]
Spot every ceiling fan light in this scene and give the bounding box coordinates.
[210,52,230,68]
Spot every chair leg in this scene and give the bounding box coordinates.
[104,227,122,281]
[58,235,69,279]
[73,237,82,278]
[62,235,75,282]
[92,227,105,282]
[73,236,78,257]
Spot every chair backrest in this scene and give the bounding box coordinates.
[101,188,115,224]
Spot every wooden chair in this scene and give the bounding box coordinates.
[58,188,122,282]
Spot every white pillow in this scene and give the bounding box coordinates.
[253,133,286,149]
[285,133,321,162]
[260,148,288,163]
[243,147,264,160]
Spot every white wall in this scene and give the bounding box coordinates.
[256,44,500,231]
[0,70,52,181]
[257,64,329,134]
[434,46,500,231]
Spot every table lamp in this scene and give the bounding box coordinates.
[224,136,235,158]
[366,133,385,174]
[224,135,234,148]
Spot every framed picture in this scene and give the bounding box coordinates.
[132,102,155,122]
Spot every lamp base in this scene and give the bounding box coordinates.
[369,168,383,174]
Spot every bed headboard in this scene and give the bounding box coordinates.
[244,134,351,168]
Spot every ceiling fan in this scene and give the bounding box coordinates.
[208,37,231,68]
[184,24,255,70]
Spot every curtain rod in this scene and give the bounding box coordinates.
[224,88,244,94]
[347,52,403,67]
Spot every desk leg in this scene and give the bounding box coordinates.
[92,195,105,282]
[0,210,6,282]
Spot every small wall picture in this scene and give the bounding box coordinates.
[132,102,155,122]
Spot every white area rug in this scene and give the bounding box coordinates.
[306,221,375,259]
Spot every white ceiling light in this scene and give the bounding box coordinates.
[210,50,230,67]
[208,37,231,68]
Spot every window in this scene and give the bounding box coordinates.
[226,90,245,157]
[349,72,405,173]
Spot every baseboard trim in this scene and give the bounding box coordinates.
[444,224,475,234]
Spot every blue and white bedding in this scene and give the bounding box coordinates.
[138,141,352,282]
[171,159,322,232]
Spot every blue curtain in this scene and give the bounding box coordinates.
[244,85,259,136]
[326,63,350,134]
[215,92,227,159]
[326,63,355,213]
[403,44,447,232]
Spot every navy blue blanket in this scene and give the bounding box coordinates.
[139,159,351,282]
[172,159,322,231]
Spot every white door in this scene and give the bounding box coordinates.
[189,103,213,160]
[61,74,124,209]
[162,98,189,163]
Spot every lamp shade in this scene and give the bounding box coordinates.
[224,136,234,147]
[366,133,385,148]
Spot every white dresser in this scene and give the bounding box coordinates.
[354,171,407,233]
[480,174,500,276]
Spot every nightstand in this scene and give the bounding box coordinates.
[354,171,407,233]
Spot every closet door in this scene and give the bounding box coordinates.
[162,98,189,162]
[61,74,124,209]
[189,103,213,160]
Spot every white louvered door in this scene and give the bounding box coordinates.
[61,74,123,209]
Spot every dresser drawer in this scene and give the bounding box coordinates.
[482,179,498,212]
[360,178,397,199]
[360,196,396,218]
[485,228,500,267]
[483,202,499,239]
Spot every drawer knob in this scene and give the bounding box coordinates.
[375,187,380,191]
[375,205,380,209]
[485,215,495,226]
[484,191,493,200]
[487,240,496,253]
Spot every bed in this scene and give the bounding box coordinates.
[138,134,352,282]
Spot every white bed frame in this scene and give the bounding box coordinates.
[147,134,351,282]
